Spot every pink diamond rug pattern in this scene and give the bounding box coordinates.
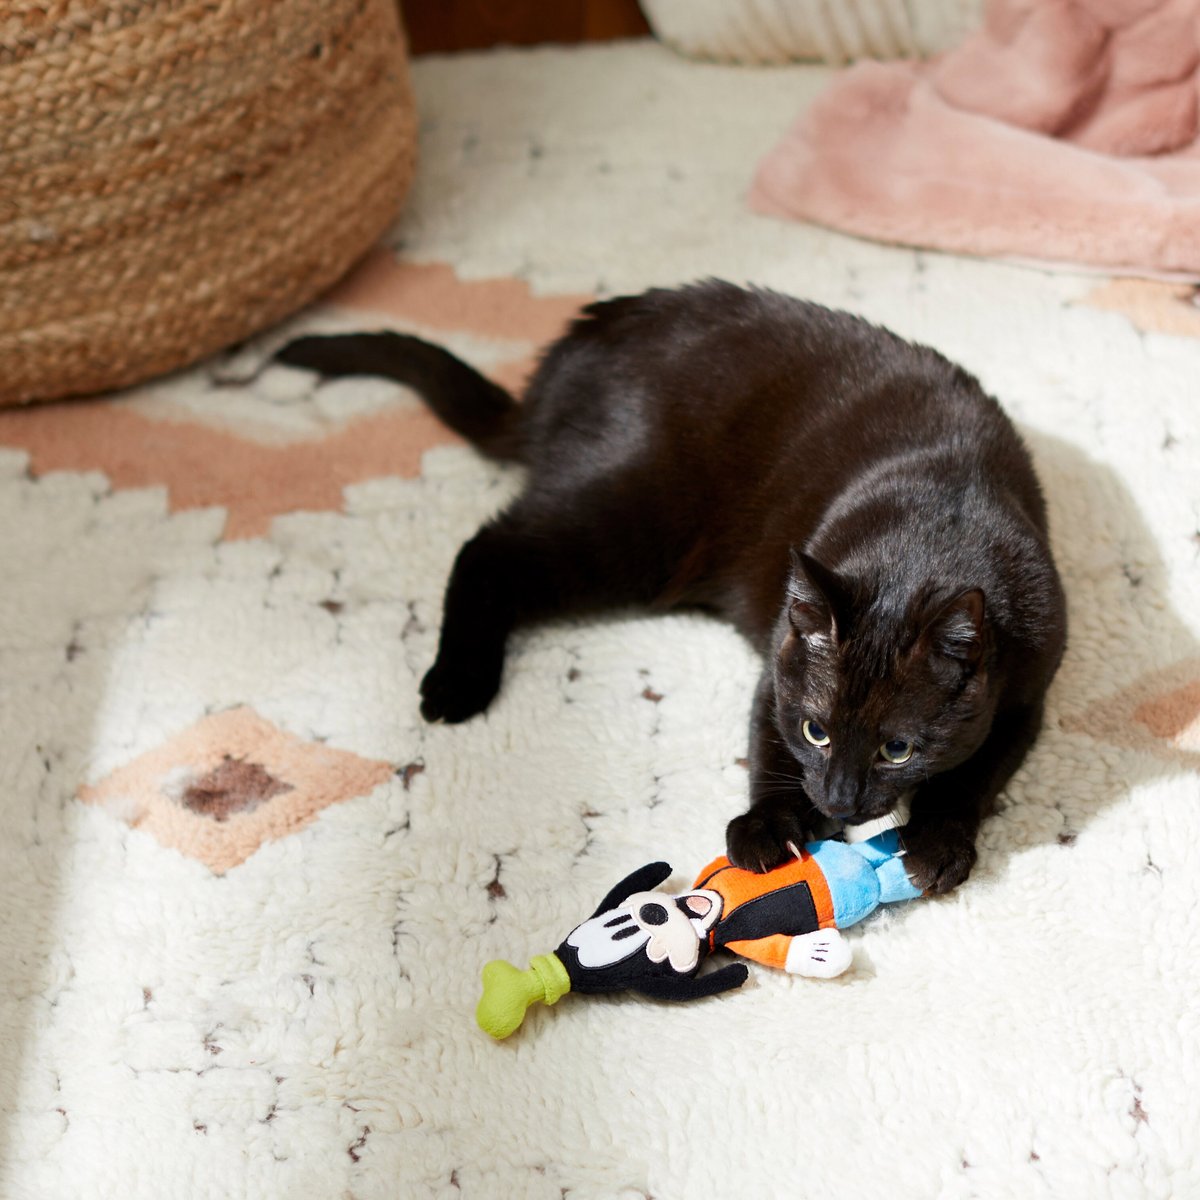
[78,707,394,873]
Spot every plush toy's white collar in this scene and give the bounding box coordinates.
[842,794,912,844]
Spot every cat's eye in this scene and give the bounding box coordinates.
[802,719,830,747]
[879,739,914,764]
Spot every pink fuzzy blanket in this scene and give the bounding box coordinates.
[751,0,1200,277]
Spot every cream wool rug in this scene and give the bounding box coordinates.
[2,41,1199,1200]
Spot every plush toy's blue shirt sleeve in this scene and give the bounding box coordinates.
[805,828,922,929]
[851,828,923,905]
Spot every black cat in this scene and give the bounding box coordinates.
[277,281,1066,893]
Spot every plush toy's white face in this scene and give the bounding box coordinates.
[565,889,723,975]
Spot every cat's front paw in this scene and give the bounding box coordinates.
[726,803,809,873]
[419,649,502,724]
[902,824,978,895]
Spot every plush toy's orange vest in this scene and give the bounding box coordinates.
[693,850,838,971]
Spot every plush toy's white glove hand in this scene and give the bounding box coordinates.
[784,928,852,978]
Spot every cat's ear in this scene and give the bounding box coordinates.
[787,549,847,640]
[919,588,985,666]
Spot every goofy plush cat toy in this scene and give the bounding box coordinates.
[476,828,922,1039]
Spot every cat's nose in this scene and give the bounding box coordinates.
[824,773,862,819]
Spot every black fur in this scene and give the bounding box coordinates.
[278,281,1066,893]
[277,331,521,460]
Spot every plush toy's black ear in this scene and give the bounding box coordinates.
[589,862,673,918]
[632,963,749,1002]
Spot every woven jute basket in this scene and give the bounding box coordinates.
[1,0,418,406]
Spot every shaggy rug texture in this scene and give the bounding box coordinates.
[1,40,1198,1200]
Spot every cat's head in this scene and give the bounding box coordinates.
[771,550,996,824]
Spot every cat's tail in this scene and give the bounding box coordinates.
[275,331,523,462]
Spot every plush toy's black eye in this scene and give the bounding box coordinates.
[638,903,668,926]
